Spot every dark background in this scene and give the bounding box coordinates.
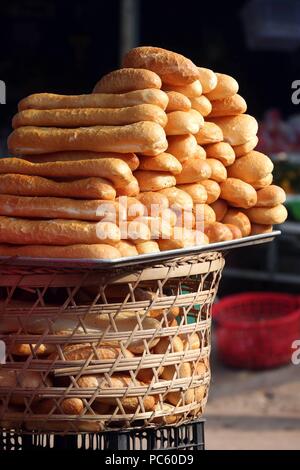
[0,0,300,148]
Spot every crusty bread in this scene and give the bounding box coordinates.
[244,205,287,225]
[195,122,223,145]
[8,121,168,156]
[252,174,273,190]
[163,80,202,97]
[204,222,233,243]
[233,136,258,157]
[175,159,211,184]
[0,174,116,200]
[165,91,191,112]
[138,152,182,174]
[256,185,286,207]
[206,159,227,182]
[193,204,216,223]
[205,73,239,101]
[177,183,207,204]
[204,142,235,166]
[134,170,176,192]
[0,243,121,259]
[167,134,198,162]
[0,369,52,405]
[115,240,138,257]
[159,187,193,211]
[210,199,228,221]
[199,179,221,204]
[250,223,273,235]
[18,89,169,111]
[224,224,243,239]
[137,191,169,212]
[165,109,203,135]
[220,178,257,209]
[227,151,274,183]
[208,115,258,146]
[208,94,247,117]
[123,46,199,85]
[136,240,160,254]
[197,67,218,93]
[222,209,251,237]
[190,95,212,116]
[93,68,162,93]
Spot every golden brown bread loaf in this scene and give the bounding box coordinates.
[137,191,169,211]
[123,46,199,85]
[153,336,184,354]
[252,174,273,189]
[220,178,257,208]
[204,141,236,166]
[210,199,228,221]
[205,73,239,101]
[134,170,176,191]
[0,158,138,196]
[8,121,168,156]
[0,369,52,405]
[256,185,286,207]
[227,151,274,183]
[199,180,221,204]
[190,95,212,116]
[23,151,140,170]
[158,228,196,250]
[115,240,138,257]
[0,174,116,200]
[0,217,121,245]
[136,240,160,254]
[165,91,191,112]
[225,223,243,239]
[18,89,169,111]
[159,187,194,211]
[31,398,84,416]
[233,136,259,157]
[165,109,203,135]
[93,68,162,93]
[138,152,182,174]
[197,67,218,93]
[195,122,223,145]
[175,159,212,184]
[206,159,227,182]
[163,80,202,97]
[193,204,216,224]
[167,134,198,162]
[222,209,251,237]
[250,223,273,235]
[0,244,121,259]
[244,205,287,225]
[204,222,233,243]
[208,94,247,117]
[177,183,207,204]
[208,115,258,146]
[133,216,172,240]
[193,145,207,160]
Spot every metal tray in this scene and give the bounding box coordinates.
[0,231,281,270]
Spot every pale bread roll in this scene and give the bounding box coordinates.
[177,183,208,204]
[208,94,247,117]
[250,223,273,235]
[175,159,211,184]
[220,178,257,209]
[159,187,194,211]
[165,109,204,135]
[18,89,169,111]
[222,209,251,237]
[0,217,121,246]
[134,170,176,191]
[233,136,259,157]
[0,244,121,259]
[123,46,199,85]
[199,179,221,204]
[205,73,239,101]
[252,174,273,190]
[193,145,207,160]
[195,122,223,145]
[136,240,160,254]
[167,134,198,162]
[138,152,182,174]
[210,199,228,221]
[244,205,287,225]
[225,223,243,239]
[166,91,191,112]
[0,174,116,200]
[227,151,274,183]
[208,115,258,146]
[115,240,138,257]
[163,80,202,97]
[190,95,212,116]
[8,121,168,156]
[13,104,168,129]
[193,204,216,224]
[93,68,162,93]
[256,185,286,207]
[197,67,218,93]
[205,141,235,166]
[206,158,227,182]
[204,222,233,243]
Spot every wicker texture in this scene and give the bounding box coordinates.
[0,252,224,433]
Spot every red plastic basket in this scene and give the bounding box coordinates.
[213,292,300,369]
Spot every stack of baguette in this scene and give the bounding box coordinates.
[0,46,287,259]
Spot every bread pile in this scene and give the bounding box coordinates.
[0,46,287,259]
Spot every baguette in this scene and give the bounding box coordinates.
[0,243,121,259]
[195,121,223,145]
[197,179,220,204]
[114,240,138,257]
[31,398,84,415]
[208,115,258,146]
[163,80,203,97]
[167,134,198,162]
[256,185,286,207]
[227,151,274,183]
[61,344,134,361]
[197,67,218,93]
[210,199,228,221]
[0,158,137,196]
[123,46,199,86]
[225,223,243,239]
[208,94,247,117]
[136,240,160,254]
[0,369,51,405]
[134,170,176,192]
[233,136,259,157]
[250,223,273,235]
[177,183,208,204]
[193,204,216,224]
[204,142,235,166]
[175,159,212,184]
[93,68,162,93]
[206,158,227,182]
[222,209,251,237]
[0,217,121,245]
[205,73,239,101]
[23,151,140,171]
[244,205,287,225]
[165,109,203,135]
[193,145,207,160]
[252,174,273,190]
[0,174,116,200]
[204,222,233,243]
[8,121,168,156]
[137,191,169,209]
[120,220,152,243]
[220,178,257,209]
[18,89,169,111]
[138,152,182,175]
[133,216,173,240]
[190,95,212,116]
[159,187,194,211]
[165,91,191,112]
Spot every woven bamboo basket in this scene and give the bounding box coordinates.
[0,251,224,434]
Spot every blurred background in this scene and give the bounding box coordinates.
[0,0,299,450]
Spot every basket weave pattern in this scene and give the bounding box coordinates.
[0,252,224,433]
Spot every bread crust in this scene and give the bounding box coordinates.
[167,134,198,162]
[245,205,287,225]
[205,73,239,101]
[0,243,121,259]
[227,151,274,183]
[138,152,182,174]
[220,178,257,209]
[256,185,286,207]
[199,180,220,204]
[233,136,258,157]
[190,95,212,116]
[165,91,191,112]
[175,159,211,184]
[163,80,202,97]
[177,183,207,204]
[195,122,223,145]
[93,68,162,93]
[222,209,251,237]
[165,109,203,135]
[208,94,247,117]
[197,67,218,93]
[208,115,258,146]
[134,170,176,192]
[204,142,235,166]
